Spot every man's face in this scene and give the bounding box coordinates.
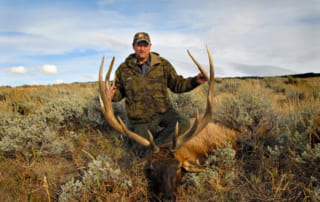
[133,41,151,62]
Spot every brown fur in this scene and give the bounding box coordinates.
[174,122,239,169]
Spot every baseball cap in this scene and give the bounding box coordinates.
[133,32,151,45]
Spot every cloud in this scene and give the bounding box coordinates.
[0,0,319,87]
[54,80,64,84]
[8,66,27,74]
[42,64,58,74]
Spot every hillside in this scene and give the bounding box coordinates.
[0,75,319,201]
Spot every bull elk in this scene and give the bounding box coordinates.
[99,46,238,201]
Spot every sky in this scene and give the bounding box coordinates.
[0,0,319,87]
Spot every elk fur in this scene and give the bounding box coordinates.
[174,121,239,171]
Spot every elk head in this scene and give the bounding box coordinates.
[99,46,214,202]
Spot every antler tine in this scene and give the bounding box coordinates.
[117,118,152,147]
[170,122,179,151]
[174,46,215,149]
[147,130,160,153]
[173,113,200,151]
[99,56,150,147]
[99,56,123,132]
[187,49,209,81]
[193,45,214,135]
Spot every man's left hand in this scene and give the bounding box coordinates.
[196,73,208,84]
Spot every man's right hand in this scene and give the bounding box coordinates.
[105,80,117,99]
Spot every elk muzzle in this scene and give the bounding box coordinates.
[145,152,184,202]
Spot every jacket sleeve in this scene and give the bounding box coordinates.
[164,58,200,93]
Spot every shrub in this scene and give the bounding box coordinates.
[181,143,239,201]
[81,95,105,128]
[170,85,207,117]
[213,89,277,136]
[0,114,73,159]
[285,88,306,101]
[284,76,298,85]
[58,154,134,201]
[264,78,286,93]
[39,97,84,128]
[218,80,241,94]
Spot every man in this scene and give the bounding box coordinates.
[109,32,207,152]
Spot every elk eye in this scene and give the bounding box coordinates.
[145,167,154,175]
[180,166,187,173]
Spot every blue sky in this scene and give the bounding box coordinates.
[1,0,319,87]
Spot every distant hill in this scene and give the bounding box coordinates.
[281,72,320,78]
[222,72,320,80]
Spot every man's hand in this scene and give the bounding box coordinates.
[196,73,208,84]
[105,80,117,99]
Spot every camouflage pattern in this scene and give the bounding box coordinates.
[130,108,190,156]
[133,32,151,44]
[113,52,199,123]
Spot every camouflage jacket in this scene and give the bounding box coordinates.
[113,52,199,123]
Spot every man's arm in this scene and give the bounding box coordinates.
[165,59,206,93]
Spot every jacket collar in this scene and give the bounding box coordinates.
[149,52,161,66]
[126,52,161,68]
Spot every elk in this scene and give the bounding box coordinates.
[98,47,238,201]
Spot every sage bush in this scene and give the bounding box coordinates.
[59,154,135,202]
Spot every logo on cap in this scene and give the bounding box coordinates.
[133,32,151,45]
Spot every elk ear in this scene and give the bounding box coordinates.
[182,161,205,173]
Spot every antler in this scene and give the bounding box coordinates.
[99,56,157,148]
[172,46,215,150]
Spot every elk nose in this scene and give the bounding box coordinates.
[162,194,175,202]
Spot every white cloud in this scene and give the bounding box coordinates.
[54,80,64,84]
[0,0,319,87]
[9,66,27,74]
[42,64,58,74]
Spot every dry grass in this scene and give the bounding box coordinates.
[0,75,319,201]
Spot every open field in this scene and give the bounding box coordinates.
[0,74,319,201]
